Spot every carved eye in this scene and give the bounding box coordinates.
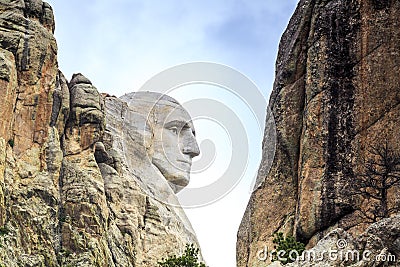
[169,126,179,135]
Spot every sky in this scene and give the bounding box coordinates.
[45,1,299,266]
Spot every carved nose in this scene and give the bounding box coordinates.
[182,135,200,158]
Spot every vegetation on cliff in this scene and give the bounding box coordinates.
[158,244,206,267]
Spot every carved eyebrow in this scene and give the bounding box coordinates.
[164,120,187,128]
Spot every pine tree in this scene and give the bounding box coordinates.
[355,141,400,222]
[158,244,206,267]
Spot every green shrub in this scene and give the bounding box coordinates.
[0,226,9,236]
[272,232,305,264]
[7,139,14,148]
[158,244,206,267]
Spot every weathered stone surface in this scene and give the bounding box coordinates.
[0,48,17,144]
[63,73,105,154]
[0,127,63,266]
[50,71,70,135]
[59,150,111,266]
[68,72,92,88]
[57,76,108,266]
[238,0,400,266]
[0,1,60,265]
[280,214,400,267]
[0,1,202,266]
[0,0,57,157]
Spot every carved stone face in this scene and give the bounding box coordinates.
[151,101,200,192]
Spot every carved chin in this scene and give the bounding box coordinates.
[163,172,190,193]
[168,182,186,194]
[152,160,190,192]
[169,175,190,187]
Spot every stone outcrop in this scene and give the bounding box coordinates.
[238,0,400,266]
[0,1,60,265]
[273,214,400,267]
[0,1,200,266]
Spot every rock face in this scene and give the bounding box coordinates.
[279,214,400,267]
[0,1,200,266]
[237,0,400,266]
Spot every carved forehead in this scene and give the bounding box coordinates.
[121,91,180,106]
[120,91,192,124]
[153,101,192,125]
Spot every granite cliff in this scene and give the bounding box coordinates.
[0,1,200,266]
[238,0,400,266]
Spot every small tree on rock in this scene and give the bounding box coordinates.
[355,141,400,222]
[271,232,305,265]
[158,244,206,267]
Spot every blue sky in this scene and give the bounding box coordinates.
[46,1,299,266]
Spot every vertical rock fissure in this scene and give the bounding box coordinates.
[36,50,46,79]
[56,160,65,265]
[320,0,359,230]
[21,19,30,71]
[294,0,317,242]
[50,73,61,127]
